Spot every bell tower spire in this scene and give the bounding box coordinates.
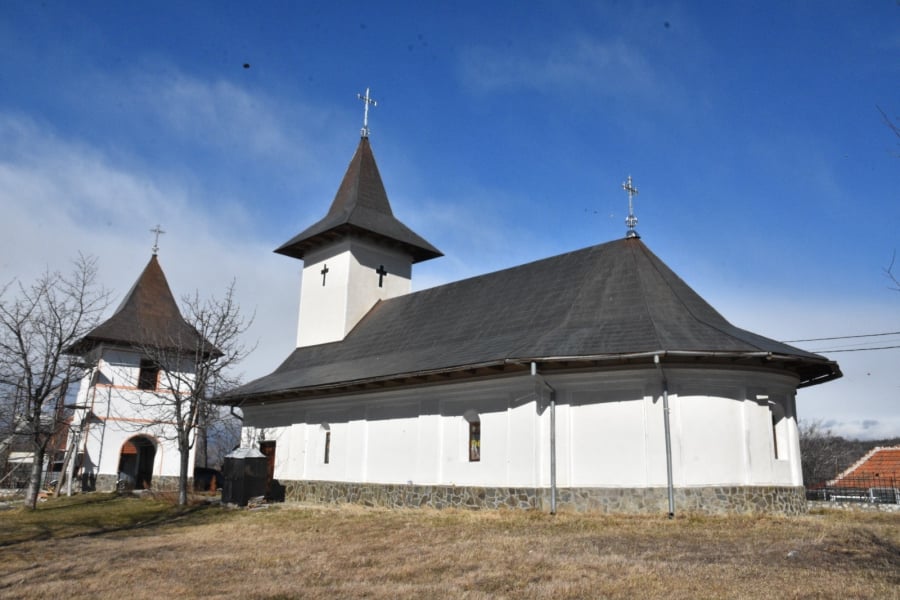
[276,91,442,348]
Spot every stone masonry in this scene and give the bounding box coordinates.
[277,480,807,515]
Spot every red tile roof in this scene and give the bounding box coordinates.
[829,446,900,488]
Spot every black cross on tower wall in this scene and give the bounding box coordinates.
[320,264,329,286]
[376,265,387,288]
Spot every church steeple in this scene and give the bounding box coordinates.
[280,135,441,348]
[67,254,214,356]
[275,136,441,263]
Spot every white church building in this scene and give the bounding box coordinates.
[66,252,210,492]
[223,129,841,515]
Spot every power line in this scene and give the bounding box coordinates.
[808,345,900,353]
[782,331,900,343]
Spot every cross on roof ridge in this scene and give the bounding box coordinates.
[622,176,640,239]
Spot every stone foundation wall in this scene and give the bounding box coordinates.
[81,474,182,493]
[279,480,807,515]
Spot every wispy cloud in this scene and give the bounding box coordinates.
[820,418,900,442]
[0,110,297,382]
[459,34,659,100]
[127,71,329,165]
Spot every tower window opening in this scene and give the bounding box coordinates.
[137,359,159,391]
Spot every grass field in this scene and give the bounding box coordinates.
[0,493,897,599]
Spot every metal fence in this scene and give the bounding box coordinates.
[806,474,900,504]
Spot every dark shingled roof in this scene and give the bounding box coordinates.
[67,255,216,356]
[275,137,442,263]
[225,238,841,404]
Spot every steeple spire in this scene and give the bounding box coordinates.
[275,137,442,263]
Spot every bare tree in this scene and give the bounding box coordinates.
[0,255,108,508]
[130,281,252,505]
[798,420,847,487]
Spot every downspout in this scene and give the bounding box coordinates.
[654,354,675,518]
[531,362,556,515]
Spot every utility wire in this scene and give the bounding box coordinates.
[811,345,900,353]
[782,331,900,343]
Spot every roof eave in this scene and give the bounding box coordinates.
[274,223,443,263]
[218,350,840,407]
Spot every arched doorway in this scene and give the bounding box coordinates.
[117,435,156,490]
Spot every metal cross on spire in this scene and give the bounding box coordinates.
[150,224,166,255]
[357,87,377,138]
[622,176,640,239]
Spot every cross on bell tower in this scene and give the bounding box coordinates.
[150,224,166,255]
[357,87,377,138]
[622,176,640,239]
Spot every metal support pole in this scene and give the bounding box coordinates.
[655,355,676,518]
[532,362,557,514]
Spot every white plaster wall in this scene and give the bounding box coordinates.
[297,239,412,348]
[70,344,201,483]
[297,248,352,347]
[365,401,419,483]
[240,368,805,490]
[676,391,745,486]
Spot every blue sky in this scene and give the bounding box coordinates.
[1,1,898,439]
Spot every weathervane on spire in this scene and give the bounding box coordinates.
[150,224,166,255]
[357,87,377,138]
[622,176,640,239]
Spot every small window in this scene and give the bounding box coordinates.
[769,400,787,460]
[137,359,159,390]
[469,420,481,462]
[321,424,331,464]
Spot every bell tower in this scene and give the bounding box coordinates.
[275,94,441,347]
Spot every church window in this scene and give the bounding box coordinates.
[768,400,787,460]
[321,424,331,464]
[464,415,481,462]
[137,359,159,391]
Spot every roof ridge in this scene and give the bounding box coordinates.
[634,241,746,347]
[629,240,666,351]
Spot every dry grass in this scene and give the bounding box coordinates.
[0,495,897,599]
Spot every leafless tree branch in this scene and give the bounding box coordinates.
[122,280,254,505]
[0,254,109,508]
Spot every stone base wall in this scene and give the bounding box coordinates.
[81,474,182,494]
[279,480,807,515]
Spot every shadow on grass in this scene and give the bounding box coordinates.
[27,492,123,512]
[0,493,224,548]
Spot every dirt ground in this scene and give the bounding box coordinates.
[0,494,897,599]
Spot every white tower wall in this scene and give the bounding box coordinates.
[297,238,412,347]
